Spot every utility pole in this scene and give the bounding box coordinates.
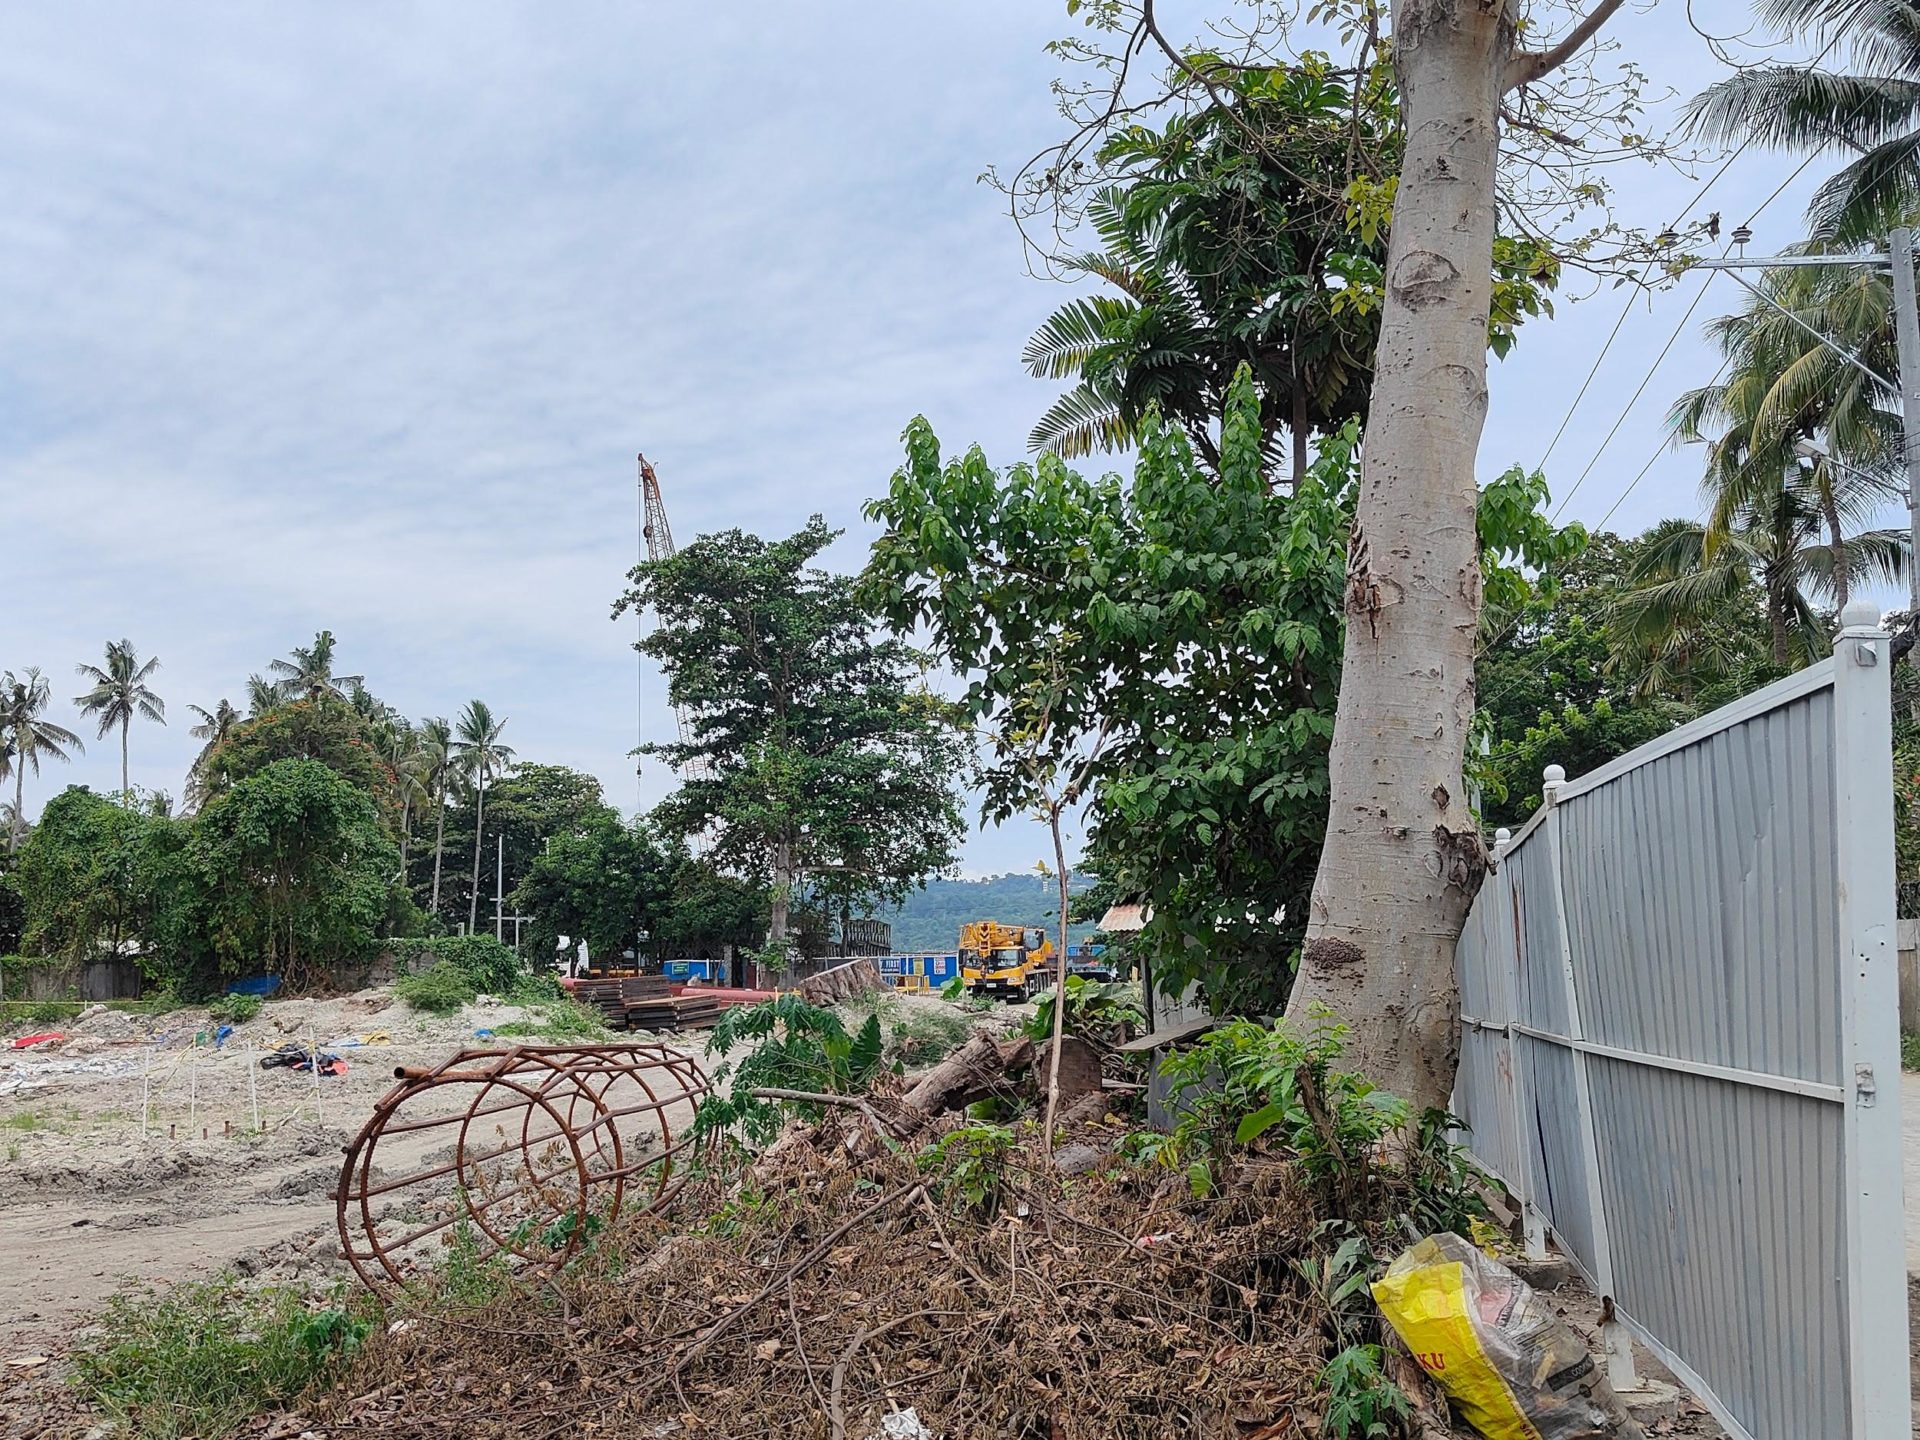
[1887,227,1920,624]
[495,834,504,944]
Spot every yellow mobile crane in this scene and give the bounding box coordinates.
[958,921,1055,1001]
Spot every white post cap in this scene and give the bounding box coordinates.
[1839,600,1882,631]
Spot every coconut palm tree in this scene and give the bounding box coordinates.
[269,630,362,703]
[185,699,240,809]
[451,701,514,934]
[245,674,281,717]
[73,641,165,801]
[418,716,455,915]
[0,668,83,853]
[1666,256,1908,632]
[381,721,431,877]
[1609,480,1906,684]
[1682,0,1920,245]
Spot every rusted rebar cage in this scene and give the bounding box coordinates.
[336,1043,712,1292]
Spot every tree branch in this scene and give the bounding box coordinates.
[1505,0,1631,92]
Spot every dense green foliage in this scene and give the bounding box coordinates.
[385,935,525,995]
[12,787,154,962]
[615,517,967,931]
[393,964,478,1014]
[194,760,400,988]
[868,371,1578,1011]
[507,817,672,965]
[694,995,887,1146]
[201,699,396,820]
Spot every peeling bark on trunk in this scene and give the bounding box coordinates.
[1285,0,1510,1114]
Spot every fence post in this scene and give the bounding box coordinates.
[1831,600,1909,1435]
[1541,763,1617,1296]
[1491,826,1548,1261]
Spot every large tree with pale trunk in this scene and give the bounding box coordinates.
[1012,0,1642,1111]
[1278,0,1632,1112]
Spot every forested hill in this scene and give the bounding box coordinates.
[875,873,1097,954]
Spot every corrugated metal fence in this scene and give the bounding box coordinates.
[1453,607,1907,1439]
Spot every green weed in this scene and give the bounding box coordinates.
[206,993,263,1025]
[393,965,477,1015]
[1,1111,40,1131]
[1317,1344,1410,1439]
[918,1122,1017,1215]
[1903,1031,1920,1072]
[69,1279,370,1439]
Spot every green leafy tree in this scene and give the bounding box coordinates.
[73,640,166,801]
[193,758,400,985]
[508,815,675,966]
[867,370,1579,1014]
[13,787,152,962]
[615,519,967,962]
[268,629,362,703]
[1023,54,1557,489]
[450,700,514,936]
[201,698,396,820]
[0,668,83,855]
[656,858,767,955]
[1683,0,1920,245]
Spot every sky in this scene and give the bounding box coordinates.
[1,1,1896,876]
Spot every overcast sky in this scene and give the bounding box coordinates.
[3,2,1889,875]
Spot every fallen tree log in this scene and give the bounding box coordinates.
[902,1032,1033,1114]
[798,958,887,1006]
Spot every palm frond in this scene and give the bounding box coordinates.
[1028,383,1132,457]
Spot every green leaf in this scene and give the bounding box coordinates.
[1234,1100,1290,1145]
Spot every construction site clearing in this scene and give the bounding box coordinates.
[0,978,1728,1440]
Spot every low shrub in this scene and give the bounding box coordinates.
[387,935,525,996]
[393,965,477,1015]
[70,1279,371,1438]
[206,993,263,1025]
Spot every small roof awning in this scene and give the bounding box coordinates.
[1097,903,1150,933]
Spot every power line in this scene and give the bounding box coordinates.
[1531,22,1852,470]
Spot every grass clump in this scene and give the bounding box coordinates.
[70,1278,371,1438]
[206,993,264,1025]
[490,998,609,1043]
[393,965,478,1015]
[1904,1030,1920,1072]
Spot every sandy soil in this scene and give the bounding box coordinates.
[0,982,1024,1436]
[0,987,720,1436]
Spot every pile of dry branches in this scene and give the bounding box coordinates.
[286,1101,1397,1440]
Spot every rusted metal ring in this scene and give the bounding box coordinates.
[335,1042,713,1293]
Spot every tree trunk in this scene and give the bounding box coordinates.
[467,773,487,935]
[430,790,447,914]
[1041,802,1072,1152]
[768,830,793,980]
[120,719,130,803]
[9,765,23,855]
[1291,369,1311,490]
[1285,0,1510,1114]
[399,792,412,876]
[1823,485,1851,611]
[1770,579,1791,666]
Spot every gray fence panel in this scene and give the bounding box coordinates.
[1559,692,1841,1086]
[1516,1032,1596,1263]
[1451,613,1906,1440]
[1587,1057,1847,1438]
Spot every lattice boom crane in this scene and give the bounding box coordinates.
[638,454,712,783]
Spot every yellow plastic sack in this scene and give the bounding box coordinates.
[1372,1233,1641,1440]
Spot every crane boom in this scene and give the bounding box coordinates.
[638,454,712,782]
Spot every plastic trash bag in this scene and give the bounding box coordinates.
[1372,1233,1643,1440]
